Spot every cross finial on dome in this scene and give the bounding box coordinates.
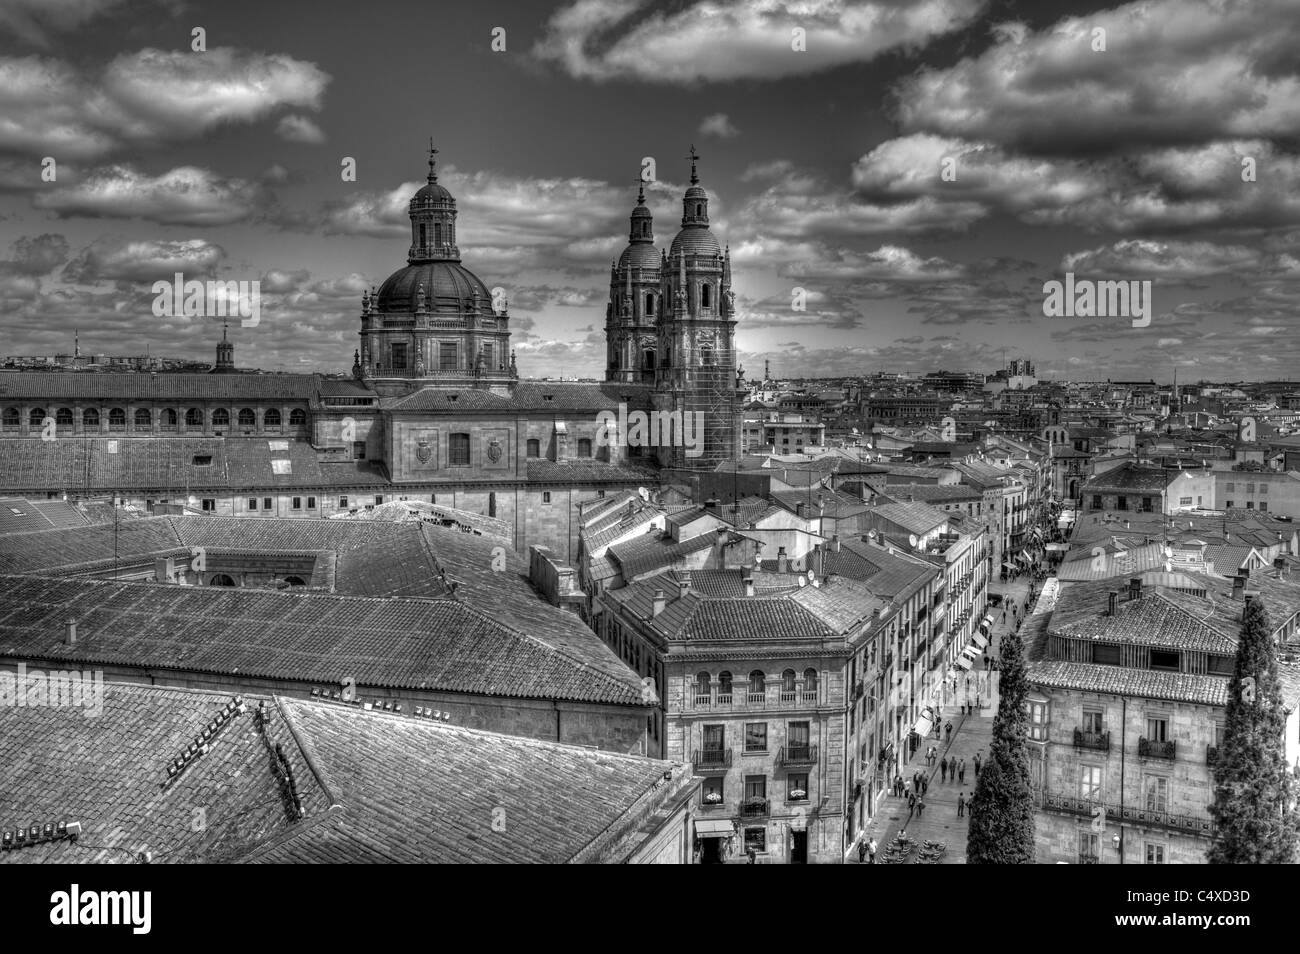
[427,138,439,182]
[687,144,700,184]
[636,175,646,203]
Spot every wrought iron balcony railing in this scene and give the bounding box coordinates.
[693,748,732,773]
[740,798,769,819]
[1138,737,1176,760]
[1040,792,1215,838]
[1073,729,1111,752]
[777,744,818,767]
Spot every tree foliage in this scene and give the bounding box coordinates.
[1208,598,1299,863]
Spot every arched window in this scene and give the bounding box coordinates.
[83,408,100,427]
[701,283,710,308]
[718,671,733,701]
[238,408,256,427]
[695,672,711,701]
[264,408,282,427]
[134,408,151,429]
[419,224,427,247]
[29,408,46,427]
[209,574,235,587]
[160,408,177,431]
[185,408,203,428]
[748,670,765,701]
[1,408,17,429]
[108,408,126,431]
[526,438,540,458]
[55,408,73,426]
[803,668,819,701]
[212,408,230,427]
[434,223,443,246]
[781,669,797,698]
[645,293,654,316]
[695,203,703,216]
[289,408,307,427]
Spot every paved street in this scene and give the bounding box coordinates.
[850,571,1038,864]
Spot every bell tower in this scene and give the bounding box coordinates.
[606,178,661,385]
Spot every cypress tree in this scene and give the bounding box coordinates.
[1208,597,1299,863]
[967,627,1036,862]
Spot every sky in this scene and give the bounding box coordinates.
[1,0,1299,382]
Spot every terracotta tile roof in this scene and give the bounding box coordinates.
[0,683,692,864]
[1051,591,1238,654]
[878,483,983,503]
[384,388,516,412]
[1027,659,1229,706]
[0,498,89,533]
[820,538,936,599]
[608,531,718,579]
[0,575,644,706]
[1056,542,1168,581]
[1081,463,1171,493]
[867,500,949,536]
[526,460,657,483]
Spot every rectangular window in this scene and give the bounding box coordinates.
[339,496,348,508]
[449,432,470,466]
[1260,502,1267,512]
[263,497,272,510]
[1179,497,1193,505]
[526,439,540,458]
[201,499,215,512]
[1226,482,1235,493]
[248,498,258,511]
[439,342,457,371]
[744,723,768,753]
[307,496,316,509]
[1083,709,1104,735]
[1260,483,1268,494]
[1146,717,1167,742]
[1246,501,1254,509]
[1145,842,1166,864]
[1078,830,1099,863]
[744,775,766,800]
[1028,701,1048,741]
[1144,776,1168,813]
[1092,495,1103,510]
[1245,483,1255,493]
[1226,500,1234,509]
[703,724,724,751]
[292,497,302,510]
[787,773,809,801]
[390,342,407,371]
[701,776,723,804]
[744,827,766,852]
[577,438,592,457]
[543,492,552,504]
[375,495,383,505]
[352,441,366,460]
[1080,764,1103,802]
[1117,496,1128,511]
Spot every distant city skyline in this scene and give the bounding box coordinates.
[2,0,1299,381]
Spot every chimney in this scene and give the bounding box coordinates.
[777,547,789,574]
[678,571,692,599]
[1107,591,1119,616]
[66,620,77,646]
[1244,593,1255,620]
[743,573,755,597]
[652,589,667,617]
[831,534,842,553]
[154,557,174,583]
[812,543,825,578]
[1129,577,1142,601]
[1232,575,1245,600]
[796,501,806,518]
[705,497,719,512]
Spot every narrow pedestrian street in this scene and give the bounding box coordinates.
[849,570,1039,864]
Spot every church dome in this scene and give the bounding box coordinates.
[375,261,491,314]
[619,243,662,269]
[412,180,454,204]
[670,227,722,257]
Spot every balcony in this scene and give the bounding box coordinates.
[777,744,818,768]
[1077,853,1100,865]
[693,748,732,773]
[1073,729,1111,752]
[780,691,797,704]
[1040,792,1215,838]
[740,798,769,819]
[1138,737,1176,760]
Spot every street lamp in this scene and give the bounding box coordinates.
[1112,831,1123,863]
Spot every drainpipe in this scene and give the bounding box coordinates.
[1118,694,1126,864]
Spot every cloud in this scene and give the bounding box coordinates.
[700,113,740,139]
[0,0,179,47]
[60,238,226,284]
[1059,239,1275,282]
[276,115,325,144]
[534,0,987,84]
[0,234,70,276]
[0,48,329,161]
[33,165,266,226]
[893,0,1300,156]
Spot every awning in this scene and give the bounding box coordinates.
[695,819,736,838]
[981,613,995,627]
[913,716,933,737]
[1045,543,1069,552]
[955,655,973,670]
[963,646,984,660]
[971,632,989,649]
[1002,561,1017,570]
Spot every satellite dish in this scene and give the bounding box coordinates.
[807,569,816,582]
[908,533,918,547]
[868,530,877,539]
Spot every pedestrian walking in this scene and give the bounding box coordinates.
[868,838,877,864]
[940,756,948,781]
[958,759,966,783]
[917,797,926,819]
[974,752,982,777]
[957,793,965,817]
[859,839,868,863]
[945,721,953,742]
[921,776,928,795]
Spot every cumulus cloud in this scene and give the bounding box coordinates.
[276,115,325,144]
[33,165,266,226]
[0,48,329,161]
[533,0,987,83]
[0,0,179,47]
[893,0,1300,155]
[700,113,740,139]
[60,238,226,284]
